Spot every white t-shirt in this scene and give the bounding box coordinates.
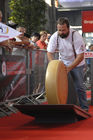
[47,29,86,67]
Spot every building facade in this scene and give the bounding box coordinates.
[0,0,9,23]
[44,0,56,34]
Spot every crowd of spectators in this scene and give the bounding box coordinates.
[0,10,52,55]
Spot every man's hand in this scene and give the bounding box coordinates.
[66,65,72,73]
[66,53,84,73]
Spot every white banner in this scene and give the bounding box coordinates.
[0,22,21,42]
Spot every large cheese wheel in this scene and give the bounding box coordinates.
[45,60,68,104]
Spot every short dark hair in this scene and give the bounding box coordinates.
[31,32,40,39]
[57,17,69,28]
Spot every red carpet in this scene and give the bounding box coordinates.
[0,106,93,140]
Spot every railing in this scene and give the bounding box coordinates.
[0,47,93,104]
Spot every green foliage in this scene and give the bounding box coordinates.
[9,0,47,34]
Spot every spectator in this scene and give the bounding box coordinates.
[29,32,40,49]
[45,33,51,45]
[33,31,47,93]
[36,31,47,49]
[12,26,33,55]
[89,44,93,51]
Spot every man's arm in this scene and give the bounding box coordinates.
[47,52,54,62]
[67,53,84,73]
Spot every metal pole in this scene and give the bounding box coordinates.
[26,49,31,95]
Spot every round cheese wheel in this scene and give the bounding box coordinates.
[45,60,68,104]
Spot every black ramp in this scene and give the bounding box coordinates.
[14,104,91,123]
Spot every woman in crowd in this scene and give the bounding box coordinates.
[36,31,47,49]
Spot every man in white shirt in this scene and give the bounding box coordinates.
[47,17,88,111]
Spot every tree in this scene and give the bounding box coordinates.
[9,0,47,34]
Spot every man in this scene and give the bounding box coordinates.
[12,26,33,55]
[47,17,88,111]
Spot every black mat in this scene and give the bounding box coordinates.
[14,104,91,123]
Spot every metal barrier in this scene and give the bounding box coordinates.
[0,47,92,104]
